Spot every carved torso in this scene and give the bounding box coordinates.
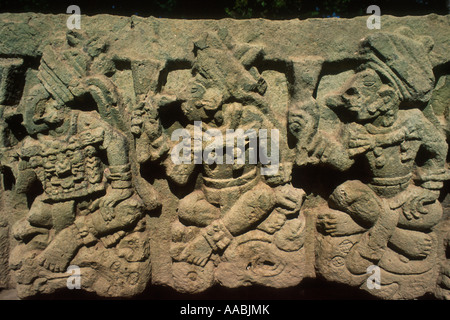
[359,111,423,195]
[200,103,269,181]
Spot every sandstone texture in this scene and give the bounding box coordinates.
[0,13,449,299]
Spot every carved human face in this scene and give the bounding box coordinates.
[340,68,384,122]
[182,80,224,122]
[33,101,66,127]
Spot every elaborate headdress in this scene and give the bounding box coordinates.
[24,31,124,134]
[360,27,435,106]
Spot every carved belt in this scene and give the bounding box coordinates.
[369,173,412,198]
[370,173,412,186]
[201,168,259,206]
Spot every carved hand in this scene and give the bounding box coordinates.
[347,124,375,157]
[131,100,162,141]
[402,191,438,220]
[275,184,306,216]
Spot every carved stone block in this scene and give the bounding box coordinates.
[0,13,449,299]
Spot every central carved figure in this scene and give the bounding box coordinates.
[132,32,307,292]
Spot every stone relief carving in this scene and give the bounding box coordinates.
[2,31,152,298]
[302,28,449,299]
[131,31,307,292]
[0,14,448,299]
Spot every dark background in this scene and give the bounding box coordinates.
[0,0,448,19]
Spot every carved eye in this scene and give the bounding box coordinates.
[190,83,206,98]
[363,81,375,87]
[191,85,203,94]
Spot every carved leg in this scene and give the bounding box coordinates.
[389,228,433,259]
[178,190,220,228]
[179,235,213,267]
[345,208,399,275]
[36,195,143,273]
[27,201,52,228]
[37,224,83,272]
[329,180,382,227]
[317,209,366,236]
[12,217,48,243]
[13,196,74,245]
[330,180,399,274]
[179,182,276,267]
[222,182,276,235]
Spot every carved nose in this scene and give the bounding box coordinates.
[325,93,345,109]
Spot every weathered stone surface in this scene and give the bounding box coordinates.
[0,13,449,299]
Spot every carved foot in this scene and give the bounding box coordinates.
[179,234,213,267]
[37,226,82,272]
[317,210,366,236]
[389,229,433,260]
